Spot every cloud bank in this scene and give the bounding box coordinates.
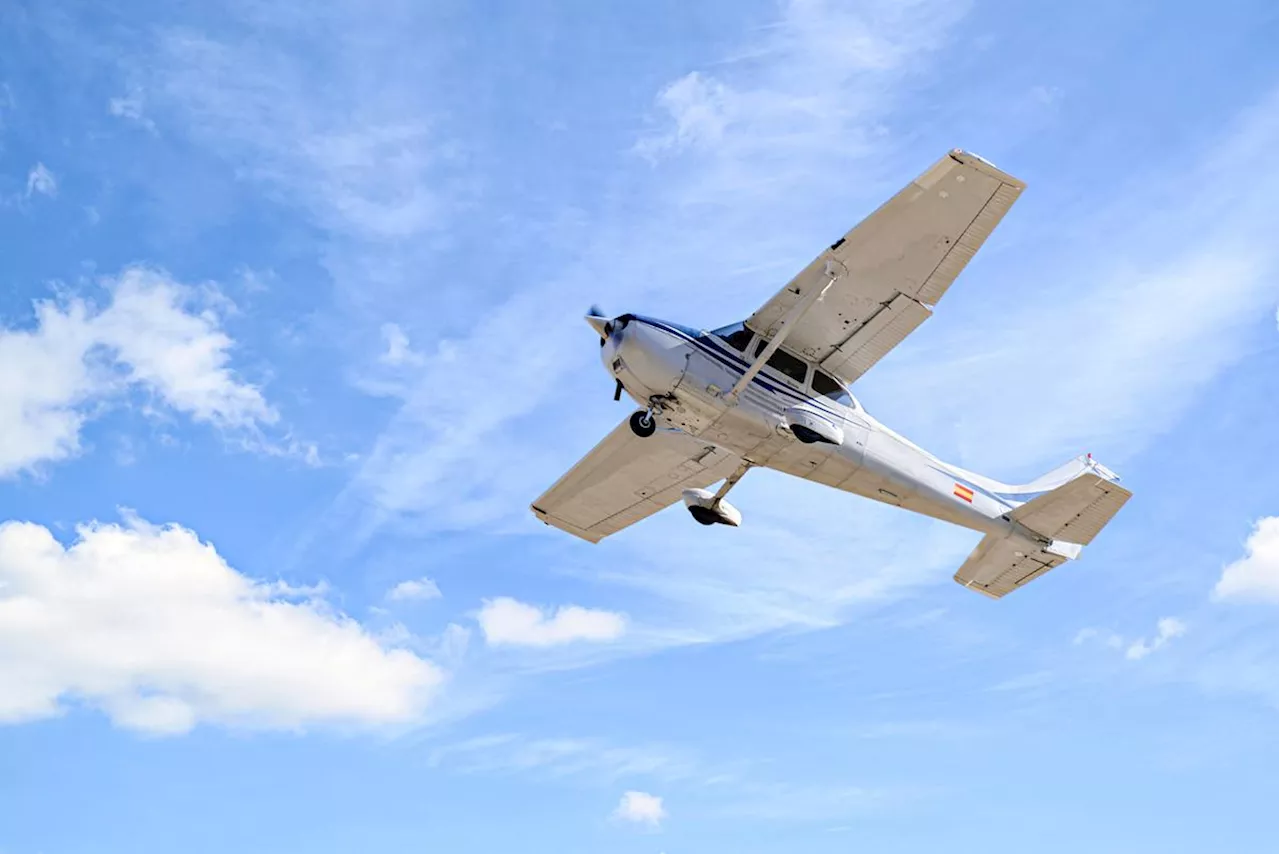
[0,515,441,734]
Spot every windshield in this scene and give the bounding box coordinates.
[712,321,754,352]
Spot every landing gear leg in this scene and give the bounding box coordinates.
[683,460,753,527]
[629,409,657,438]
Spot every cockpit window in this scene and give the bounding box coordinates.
[712,321,754,352]
[754,340,808,384]
[811,370,853,407]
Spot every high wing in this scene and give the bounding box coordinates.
[531,420,742,543]
[747,149,1026,384]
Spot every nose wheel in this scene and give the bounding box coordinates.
[629,410,657,438]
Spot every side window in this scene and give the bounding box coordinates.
[811,370,853,407]
[754,340,808,384]
[714,322,754,352]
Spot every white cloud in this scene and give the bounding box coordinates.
[108,94,143,119]
[1072,628,1124,650]
[0,265,276,477]
[1125,617,1188,660]
[635,71,732,160]
[108,91,158,133]
[477,598,626,647]
[25,163,57,198]
[613,790,666,827]
[387,576,441,601]
[1213,516,1279,603]
[1074,617,1188,661]
[379,322,425,367]
[92,268,274,428]
[0,515,442,734]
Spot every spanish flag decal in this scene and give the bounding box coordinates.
[953,483,974,503]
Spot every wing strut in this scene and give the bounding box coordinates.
[711,460,753,503]
[726,260,843,402]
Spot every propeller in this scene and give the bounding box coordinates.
[587,305,625,403]
[584,304,611,344]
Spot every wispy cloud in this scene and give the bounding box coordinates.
[871,94,1279,474]
[1074,617,1188,661]
[377,323,426,367]
[107,90,156,132]
[150,22,453,242]
[711,780,903,823]
[387,576,442,602]
[633,71,731,161]
[427,733,696,783]
[477,597,626,648]
[425,728,903,824]
[24,162,56,198]
[1124,617,1188,661]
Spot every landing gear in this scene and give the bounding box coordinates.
[629,410,656,438]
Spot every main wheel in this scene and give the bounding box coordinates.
[629,410,656,438]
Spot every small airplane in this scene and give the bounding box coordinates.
[531,149,1131,598]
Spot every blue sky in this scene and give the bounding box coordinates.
[1,0,1277,851]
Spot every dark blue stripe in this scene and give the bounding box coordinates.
[636,318,848,420]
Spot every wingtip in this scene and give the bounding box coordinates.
[949,148,1025,187]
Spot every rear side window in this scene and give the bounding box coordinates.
[811,370,852,406]
[754,340,808,384]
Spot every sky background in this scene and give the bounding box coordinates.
[1,1,1277,852]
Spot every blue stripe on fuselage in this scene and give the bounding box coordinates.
[631,316,848,421]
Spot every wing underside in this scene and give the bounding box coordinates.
[531,420,742,543]
[747,149,1026,384]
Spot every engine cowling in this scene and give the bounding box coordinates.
[783,406,843,445]
[681,488,742,527]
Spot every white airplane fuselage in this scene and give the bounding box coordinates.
[601,313,1055,539]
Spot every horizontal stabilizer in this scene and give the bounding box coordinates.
[1010,472,1132,545]
[955,459,1131,599]
[953,533,1079,599]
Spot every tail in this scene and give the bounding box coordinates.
[954,455,1132,599]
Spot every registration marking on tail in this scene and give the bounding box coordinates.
[953,483,974,503]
